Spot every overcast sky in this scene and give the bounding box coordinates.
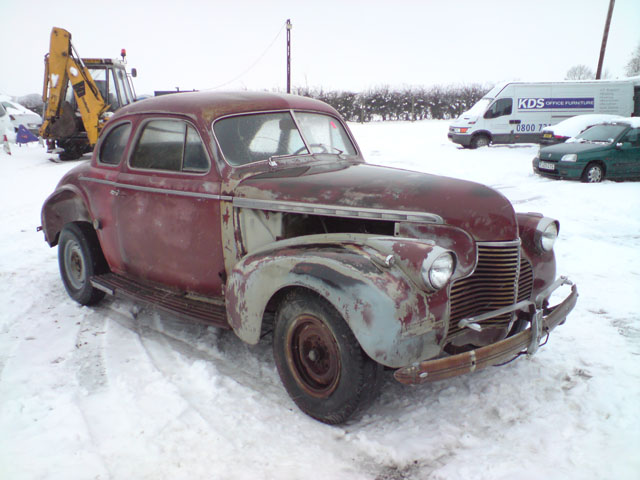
[1,0,638,98]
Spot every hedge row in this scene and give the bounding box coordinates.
[17,84,491,123]
[294,84,492,122]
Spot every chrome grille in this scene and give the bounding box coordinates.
[447,243,521,340]
[517,257,533,302]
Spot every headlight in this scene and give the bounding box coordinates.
[421,252,455,291]
[535,218,559,252]
[561,154,577,162]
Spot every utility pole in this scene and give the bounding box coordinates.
[596,0,615,80]
[286,19,292,93]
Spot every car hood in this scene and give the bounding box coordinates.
[540,141,612,157]
[232,162,517,242]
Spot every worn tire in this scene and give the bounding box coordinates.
[581,162,604,183]
[273,290,382,424]
[470,134,490,149]
[58,222,107,305]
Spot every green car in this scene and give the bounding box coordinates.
[533,119,640,182]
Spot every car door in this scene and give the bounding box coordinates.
[114,117,226,297]
[83,121,132,273]
[483,97,513,143]
[616,127,640,177]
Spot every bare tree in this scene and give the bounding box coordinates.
[625,42,640,77]
[565,64,595,80]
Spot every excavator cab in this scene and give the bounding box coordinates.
[76,59,136,112]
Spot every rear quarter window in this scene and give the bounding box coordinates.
[98,123,131,165]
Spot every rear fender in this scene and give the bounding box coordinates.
[41,185,91,246]
[225,235,451,367]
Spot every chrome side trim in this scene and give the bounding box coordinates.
[79,176,232,201]
[233,197,444,224]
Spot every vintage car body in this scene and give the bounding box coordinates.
[41,91,577,424]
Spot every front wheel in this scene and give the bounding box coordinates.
[273,290,382,424]
[58,223,107,305]
[470,134,490,149]
[581,163,604,183]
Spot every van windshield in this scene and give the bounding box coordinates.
[466,98,492,116]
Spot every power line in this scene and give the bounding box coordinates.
[206,21,287,90]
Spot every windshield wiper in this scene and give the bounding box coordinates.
[308,143,343,155]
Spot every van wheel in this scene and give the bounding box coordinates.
[58,223,107,305]
[470,134,490,149]
[581,163,604,183]
[273,290,382,424]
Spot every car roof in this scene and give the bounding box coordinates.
[604,117,640,128]
[113,91,340,124]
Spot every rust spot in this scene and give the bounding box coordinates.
[362,303,374,328]
[416,295,427,318]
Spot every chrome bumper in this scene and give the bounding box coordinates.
[394,277,578,385]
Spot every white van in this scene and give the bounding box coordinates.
[448,78,640,148]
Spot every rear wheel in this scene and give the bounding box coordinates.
[581,162,604,183]
[470,134,490,149]
[58,223,107,305]
[273,290,382,424]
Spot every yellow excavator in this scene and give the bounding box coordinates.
[40,27,137,160]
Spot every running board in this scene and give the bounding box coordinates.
[91,273,230,329]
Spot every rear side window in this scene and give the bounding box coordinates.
[99,123,131,165]
[130,119,210,173]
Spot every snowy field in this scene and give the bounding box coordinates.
[1,121,639,480]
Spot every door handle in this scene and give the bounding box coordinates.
[509,119,521,124]
[110,189,121,196]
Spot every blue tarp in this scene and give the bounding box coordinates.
[16,124,39,144]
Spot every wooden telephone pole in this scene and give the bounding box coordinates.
[596,0,615,80]
[286,19,292,93]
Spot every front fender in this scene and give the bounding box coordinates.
[225,238,449,367]
[517,212,557,296]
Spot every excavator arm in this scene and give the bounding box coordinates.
[41,27,109,147]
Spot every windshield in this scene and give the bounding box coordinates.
[466,98,492,116]
[213,111,357,166]
[575,124,627,143]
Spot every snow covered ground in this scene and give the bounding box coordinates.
[1,121,639,480]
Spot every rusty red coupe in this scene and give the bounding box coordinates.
[41,91,578,423]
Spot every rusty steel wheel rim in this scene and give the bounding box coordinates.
[286,314,341,398]
[64,239,85,290]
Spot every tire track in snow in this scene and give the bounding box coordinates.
[72,310,109,394]
[92,301,388,479]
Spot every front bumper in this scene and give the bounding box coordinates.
[533,157,584,180]
[448,132,472,147]
[394,277,578,384]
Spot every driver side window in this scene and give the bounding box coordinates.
[484,98,513,119]
[621,128,640,146]
[130,119,210,172]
